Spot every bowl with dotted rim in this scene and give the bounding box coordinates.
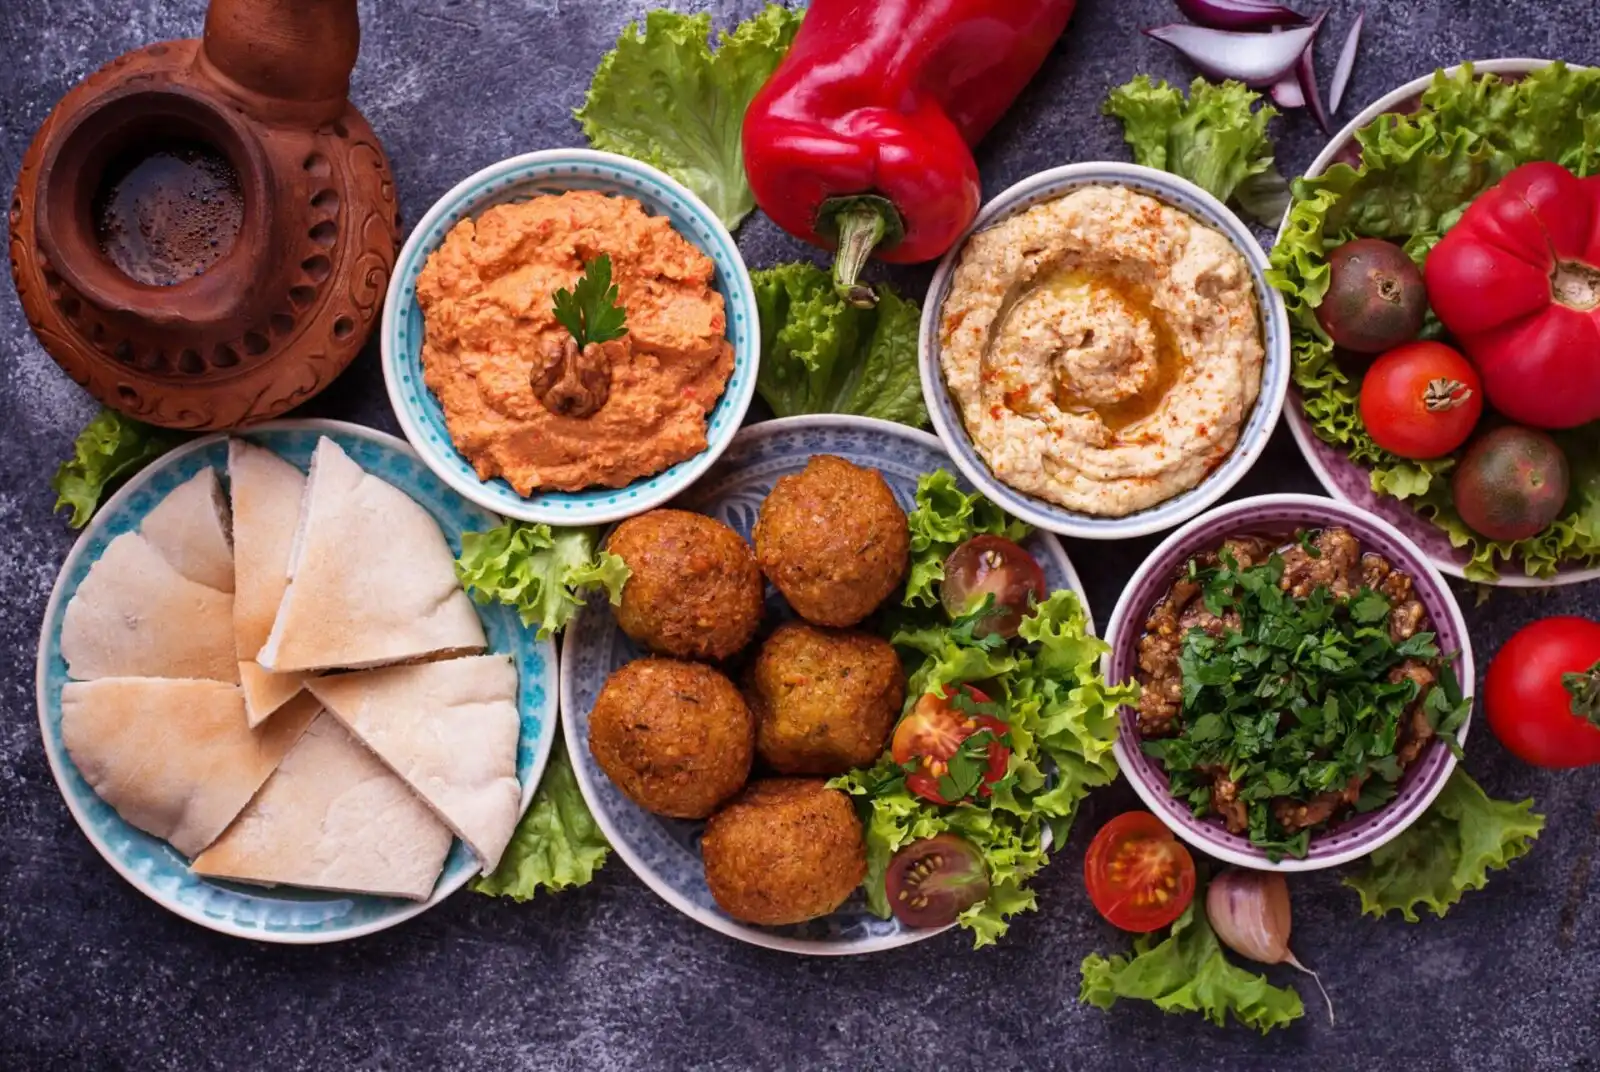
[35,420,559,942]
[380,148,759,525]
[1103,493,1473,871]
[561,415,1091,954]
[918,161,1292,541]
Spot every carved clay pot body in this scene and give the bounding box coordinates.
[8,0,399,429]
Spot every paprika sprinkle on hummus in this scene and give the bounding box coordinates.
[938,185,1264,518]
[416,191,734,495]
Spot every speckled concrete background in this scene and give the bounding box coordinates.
[1,1,1596,1069]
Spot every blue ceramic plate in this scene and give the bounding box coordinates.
[380,148,759,526]
[918,162,1291,541]
[561,416,1091,955]
[35,420,559,943]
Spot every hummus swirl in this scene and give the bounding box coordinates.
[939,185,1263,517]
[416,191,733,494]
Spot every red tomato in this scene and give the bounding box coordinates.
[1359,342,1484,459]
[1484,616,1600,769]
[941,535,1048,639]
[1084,812,1197,933]
[884,833,990,928]
[890,686,1011,805]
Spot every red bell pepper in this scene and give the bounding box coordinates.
[1424,161,1600,429]
[741,0,1078,306]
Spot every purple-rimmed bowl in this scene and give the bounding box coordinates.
[1104,494,1474,871]
[1278,57,1600,587]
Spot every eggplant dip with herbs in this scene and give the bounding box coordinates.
[1135,526,1472,859]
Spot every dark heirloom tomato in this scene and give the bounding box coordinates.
[890,685,1011,805]
[940,535,1048,639]
[886,833,990,927]
[1084,811,1196,933]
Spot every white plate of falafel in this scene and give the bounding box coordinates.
[561,415,1090,955]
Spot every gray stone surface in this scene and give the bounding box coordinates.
[1,1,1597,1069]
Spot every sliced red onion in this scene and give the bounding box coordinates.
[1271,75,1306,108]
[1268,26,1305,108]
[1175,0,1308,31]
[1293,12,1332,133]
[1144,20,1322,88]
[1329,9,1365,114]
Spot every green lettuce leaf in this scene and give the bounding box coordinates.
[1079,902,1305,1034]
[902,470,1031,608]
[455,522,630,639]
[833,585,1136,948]
[576,5,803,229]
[1268,62,1600,580]
[472,741,609,900]
[752,262,926,427]
[1103,75,1286,226]
[1343,768,1544,922]
[52,408,182,528]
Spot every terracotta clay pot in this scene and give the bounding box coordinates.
[8,0,400,429]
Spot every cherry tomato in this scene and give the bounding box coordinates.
[1485,616,1600,769]
[890,686,1011,805]
[1084,811,1197,933]
[1359,342,1484,460]
[885,833,990,928]
[941,535,1048,639]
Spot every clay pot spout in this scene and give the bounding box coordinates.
[198,0,360,125]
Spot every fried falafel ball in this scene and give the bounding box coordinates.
[587,658,753,819]
[752,455,909,628]
[608,509,764,661]
[746,622,904,775]
[701,778,866,926]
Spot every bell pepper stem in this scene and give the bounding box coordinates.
[832,206,888,308]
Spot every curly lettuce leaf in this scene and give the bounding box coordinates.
[455,522,629,639]
[472,741,609,900]
[51,408,182,528]
[902,470,1031,608]
[834,589,1136,948]
[576,5,803,229]
[1268,62,1600,579]
[1343,769,1544,922]
[1104,75,1286,226]
[1080,902,1305,1034]
[752,262,926,427]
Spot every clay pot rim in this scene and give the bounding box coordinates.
[33,77,274,328]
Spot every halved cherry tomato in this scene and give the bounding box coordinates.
[941,535,1048,639]
[890,685,1010,805]
[1084,811,1196,933]
[1359,342,1484,460]
[885,833,990,928]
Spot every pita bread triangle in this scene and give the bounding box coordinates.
[257,437,486,674]
[228,439,313,724]
[192,710,454,900]
[140,467,236,593]
[61,467,238,682]
[309,654,521,874]
[60,679,317,858]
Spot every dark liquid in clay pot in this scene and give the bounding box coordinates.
[92,141,244,287]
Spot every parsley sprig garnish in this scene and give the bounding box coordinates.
[1142,550,1472,860]
[552,254,628,349]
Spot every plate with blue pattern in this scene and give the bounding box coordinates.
[35,419,559,943]
[918,161,1291,541]
[561,415,1091,955]
[380,147,759,526]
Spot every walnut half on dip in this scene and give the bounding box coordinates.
[415,190,734,495]
[937,184,1264,518]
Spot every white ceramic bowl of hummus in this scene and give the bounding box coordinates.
[919,162,1290,540]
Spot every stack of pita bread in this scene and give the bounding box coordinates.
[57,435,526,901]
